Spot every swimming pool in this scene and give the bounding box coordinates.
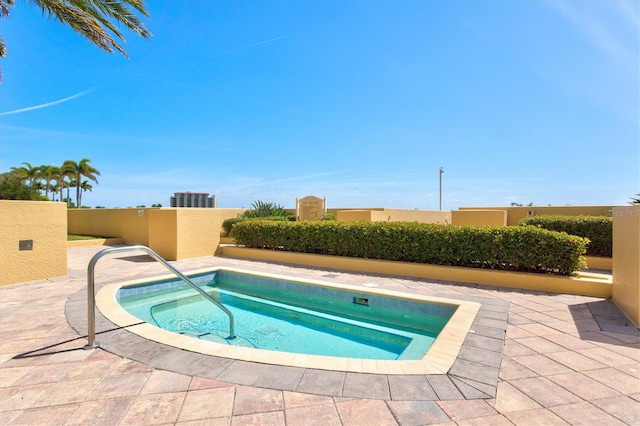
[117,269,454,360]
[97,267,480,374]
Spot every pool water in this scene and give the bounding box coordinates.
[117,270,456,360]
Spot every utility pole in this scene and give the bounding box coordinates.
[439,167,444,211]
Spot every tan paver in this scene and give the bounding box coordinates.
[177,387,236,422]
[231,411,285,425]
[492,382,541,413]
[335,398,398,425]
[119,392,185,425]
[1,246,639,425]
[284,403,342,426]
[232,385,284,416]
[437,399,498,421]
[550,401,627,425]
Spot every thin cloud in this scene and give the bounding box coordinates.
[614,0,640,28]
[208,36,286,59]
[0,89,93,116]
[550,0,637,65]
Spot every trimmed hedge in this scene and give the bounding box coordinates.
[232,221,588,275]
[222,216,293,237]
[520,215,612,257]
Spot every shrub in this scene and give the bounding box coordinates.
[222,217,246,236]
[0,173,42,200]
[222,216,294,237]
[241,200,293,219]
[520,215,612,257]
[232,221,588,275]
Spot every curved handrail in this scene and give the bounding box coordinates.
[84,245,235,349]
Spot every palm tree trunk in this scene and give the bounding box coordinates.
[76,180,81,208]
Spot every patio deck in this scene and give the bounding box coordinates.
[1,245,638,425]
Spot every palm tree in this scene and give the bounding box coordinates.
[10,162,39,187]
[39,165,60,200]
[0,0,150,62]
[56,162,75,205]
[78,180,93,208]
[50,182,59,201]
[65,179,76,207]
[62,158,100,208]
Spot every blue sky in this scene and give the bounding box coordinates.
[1,0,638,209]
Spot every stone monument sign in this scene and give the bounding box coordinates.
[296,196,326,221]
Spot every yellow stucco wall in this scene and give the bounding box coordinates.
[68,208,153,245]
[149,208,222,260]
[148,209,178,260]
[612,205,640,326]
[459,205,615,226]
[451,210,507,226]
[371,209,450,224]
[336,210,373,221]
[337,209,450,224]
[175,209,221,260]
[0,201,67,286]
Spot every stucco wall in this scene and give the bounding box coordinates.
[612,205,640,326]
[148,209,178,260]
[459,205,615,226]
[451,210,507,227]
[68,208,153,245]
[337,209,449,224]
[0,201,67,286]
[149,208,221,260]
[176,209,221,260]
[336,210,374,221]
[69,208,231,261]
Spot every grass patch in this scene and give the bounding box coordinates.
[67,234,114,241]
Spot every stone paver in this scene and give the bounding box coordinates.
[550,401,627,425]
[342,373,390,400]
[436,399,498,421]
[233,385,284,416]
[387,400,450,425]
[388,375,438,401]
[285,403,342,426]
[0,245,638,425]
[334,399,398,425]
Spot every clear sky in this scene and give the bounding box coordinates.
[1,0,638,209]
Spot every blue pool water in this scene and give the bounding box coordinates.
[117,270,456,360]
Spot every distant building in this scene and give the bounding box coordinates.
[170,192,217,208]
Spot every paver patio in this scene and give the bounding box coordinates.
[1,245,638,425]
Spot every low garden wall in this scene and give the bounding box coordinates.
[220,246,612,298]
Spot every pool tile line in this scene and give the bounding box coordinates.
[65,284,508,401]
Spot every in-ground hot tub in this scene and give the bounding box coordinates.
[97,267,480,374]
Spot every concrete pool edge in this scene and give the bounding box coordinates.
[65,263,509,400]
[95,266,482,375]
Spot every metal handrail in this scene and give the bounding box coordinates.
[84,245,235,349]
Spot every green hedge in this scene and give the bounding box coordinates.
[232,221,588,275]
[222,216,293,237]
[520,215,612,257]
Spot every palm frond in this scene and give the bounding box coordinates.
[29,0,150,57]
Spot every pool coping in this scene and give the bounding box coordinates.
[98,266,480,375]
[66,268,509,401]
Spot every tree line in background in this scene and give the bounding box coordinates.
[0,158,100,208]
